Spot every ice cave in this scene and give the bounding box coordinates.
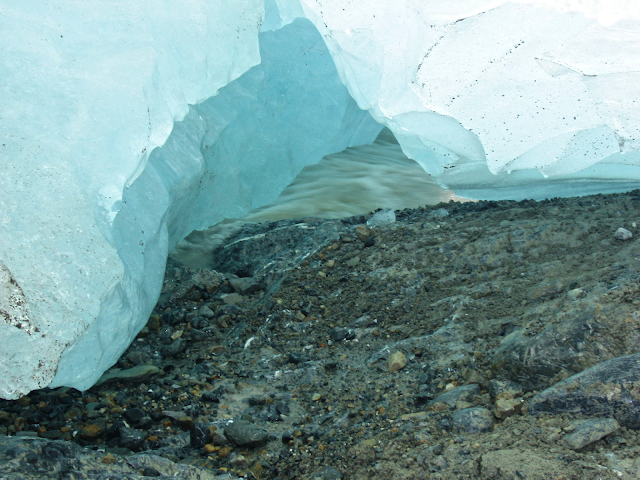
[1,0,640,401]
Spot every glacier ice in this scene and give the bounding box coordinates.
[1,0,640,398]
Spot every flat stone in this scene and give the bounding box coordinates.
[388,351,408,372]
[312,466,343,480]
[481,449,572,478]
[229,276,262,295]
[96,365,160,386]
[224,420,268,448]
[222,293,243,305]
[452,407,494,433]
[428,384,480,408]
[563,418,620,450]
[529,353,640,429]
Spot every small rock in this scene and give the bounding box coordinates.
[367,208,396,226]
[563,418,620,450]
[614,227,633,240]
[355,225,371,242]
[80,424,104,439]
[346,257,360,267]
[222,293,243,305]
[230,454,249,468]
[229,276,262,295]
[123,408,146,426]
[190,423,212,448]
[388,351,408,372]
[493,397,523,420]
[160,338,187,357]
[567,288,586,301]
[429,208,449,219]
[224,420,269,447]
[452,407,494,433]
[329,327,354,342]
[199,306,215,318]
[175,416,194,431]
[488,380,523,400]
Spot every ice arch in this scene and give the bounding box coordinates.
[1,0,639,398]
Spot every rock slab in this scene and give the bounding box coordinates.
[529,353,640,429]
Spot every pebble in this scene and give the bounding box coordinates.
[614,227,633,240]
[429,208,449,219]
[387,351,408,372]
[493,397,523,420]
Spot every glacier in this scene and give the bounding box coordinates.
[1,0,639,399]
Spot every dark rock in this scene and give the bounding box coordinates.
[191,316,210,329]
[157,325,175,344]
[190,423,211,449]
[529,353,640,429]
[119,427,146,451]
[328,327,355,342]
[451,407,494,433]
[202,392,220,403]
[428,384,480,408]
[224,420,269,447]
[123,407,146,426]
[161,338,187,357]
[491,314,610,391]
[363,236,375,248]
[106,421,127,440]
[142,467,162,477]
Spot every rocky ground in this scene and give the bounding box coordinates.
[4,191,640,479]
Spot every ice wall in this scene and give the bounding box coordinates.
[0,0,265,398]
[47,18,381,392]
[0,2,378,399]
[285,0,640,197]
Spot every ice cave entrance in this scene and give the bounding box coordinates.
[171,128,467,269]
